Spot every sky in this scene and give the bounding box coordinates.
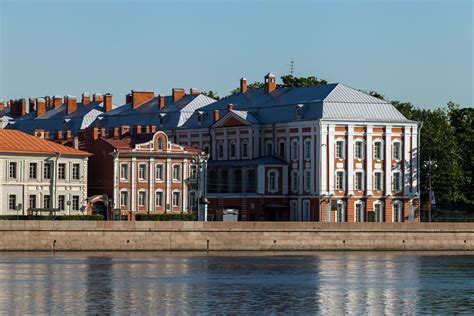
[0,0,472,109]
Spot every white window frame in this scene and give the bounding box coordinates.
[354,171,364,191]
[29,194,37,209]
[229,140,236,159]
[374,171,383,191]
[43,162,52,180]
[241,140,249,158]
[335,139,345,159]
[58,163,66,180]
[392,140,402,160]
[354,201,364,223]
[155,190,164,208]
[172,191,180,208]
[138,163,147,181]
[267,169,278,193]
[172,164,181,181]
[58,195,65,211]
[373,140,383,160]
[291,170,299,192]
[217,141,224,159]
[29,162,37,179]
[392,200,403,223]
[155,163,164,182]
[120,190,129,207]
[354,139,365,159]
[291,140,299,161]
[189,165,198,182]
[304,139,311,160]
[72,163,80,180]
[9,162,17,179]
[138,191,147,207]
[374,201,384,222]
[336,170,345,191]
[335,200,345,223]
[120,163,130,181]
[72,195,80,211]
[8,194,16,210]
[392,171,402,192]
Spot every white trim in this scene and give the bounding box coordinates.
[267,169,279,193]
[392,200,403,222]
[354,200,364,222]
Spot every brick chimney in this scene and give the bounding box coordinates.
[240,77,247,93]
[158,94,165,109]
[100,127,106,137]
[54,130,63,140]
[93,93,104,102]
[172,88,185,102]
[65,129,72,139]
[132,125,142,134]
[44,131,50,140]
[120,125,130,137]
[82,93,90,106]
[85,127,99,141]
[150,125,156,133]
[213,110,220,122]
[66,96,77,115]
[190,88,200,95]
[126,93,132,104]
[45,96,51,107]
[53,96,62,108]
[36,98,46,117]
[73,136,79,149]
[109,127,119,138]
[264,73,276,93]
[13,99,27,116]
[104,93,113,112]
[29,98,35,113]
[132,90,155,109]
[227,104,234,112]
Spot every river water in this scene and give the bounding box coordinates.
[0,252,473,314]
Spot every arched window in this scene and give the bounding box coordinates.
[336,139,345,159]
[303,169,311,192]
[265,141,273,156]
[229,140,236,158]
[304,139,311,160]
[246,169,256,193]
[392,201,403,222]
[374,201,384,222]
[291,140,298,161]
[157,138,163,150]
[267,169,278,193]
[335,200,345,222]
[217,141,224,159]
[373,171,383,191]
[354,139,364,159]
[289,200,298,221]
[278,141,286,159]
[302,200,310,221]
[392,140,402,160]
[291,170,299,192]
[232,169,242,193]
[189,165,197,181]
[220,169,229,193]
[241,140,248,158]
[354,201,364,223]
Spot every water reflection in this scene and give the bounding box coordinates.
[0,252,472,314]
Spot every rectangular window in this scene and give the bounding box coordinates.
[43,195,51,209]
[374,204,383,222]
[29,162,37,179]
[138,191,146,207]
[58,163,66,180]
[29,195,37,209]
[58,195,65,211]
[155,191,163,207]
[393,172,401,192]
[304,140,311,160]
[172,191,180,207]
[291,171,298,192]
[393,142,401,160]
[120,164,129,181]
[291,141,298,161]
[302,201,310,221]
[374,172,383,191]
[304,171,311,192]
[355,141,364,159]
[355,203,363,223]
[355,172,364,191]
[44,162,52,179]
[374,142,382,160]
[266,142,273,156]
[189,192,196,208]
[72,163,80,180]
[120,191,128,207]
[336,171,345,191]
[72,196,79,211]
[279,142,285,158]
[155,164,164,181]
[8,195,16,210]
[218,143,224,158]
[190,165,197,181]
[172,165,180,181]
[393,204,401,222]
[138,164,147,181]
[9,162,17,179]
[269,171,276,191]
[336,141,344,159]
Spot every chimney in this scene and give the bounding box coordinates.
[120,125,130,137]
[65,129,72,139]
[109,127,119,138]
[264,73,276,93]
[190,88,200,95]
[131,90,155,109]
[53,96,62,108]
[172,88,185,102]
[227,104,234,112]
[33,129,45,139]
[0,101,4,110]
[150,125,156,133]
[93,93,104,102]
[66,96,77,115]
[86,127,99,141]
[132,125,142,134]
[44,96,51,107]
[36,98,46,117]
[159,94,165,109]
[213,110,220,122]
[240,77,247,93]
[73,136,79,150]
[29,98,35,113]
[104,93,113,112]
[13,99,27,116]
[82,93,90,106]
[54,130,63,140]
[126,93,132,104]
[44,131,50,140]
[100,127,106,137]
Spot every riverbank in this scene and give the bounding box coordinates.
[0,221,472,251]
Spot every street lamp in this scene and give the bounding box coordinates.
[423,158,437,222]
[191,153,209,221]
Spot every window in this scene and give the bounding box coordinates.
[355,172,364,191]
[58,163,66,180]
[172,191,180,207]
[29,195,36,209]
[393,202,402,222]
[29,163,37,179]
[241,140,248,158]
[393,172,401,192]
[43,195,51,209]
[374,203,384,222]
[336,171,345,191]
[190,165,197,181]
[44,162,52,179]
[291,140,298,161]
[336,140,345,159]
[393,142,401,160]
[159,115,164,127]
[155,164,164,181]
[157,138,163,150]
[229,141,236,158]
[155,191,163,207]
[233,169,242,193]
[374,172,383,191]
[9,162,17,179]
[374,141,383,160]
[289,200,298,221]
[355,202,363,223]
[58,195,65,211]
[120,163,129,181]
[120,191,129,207]
[246,169,256,192]
[8,195,16,210]
[335,202,345,222]
[291,170,299,192]
[138,164,147,181]
[268,170,277,192]
[220,169,229,193]
[138,191,146,207]
[304,140,311,160]
[304,170,311,192]
[197,113,202,125]
[266,142,273,156]
[203,144,210,155]
[172,164,181,181]
[218,142,224,158]
[302,200,310,221]
[354,141,364,159]
[72,196,80,211]
[279,142,285,158]
[189,192,197,208]
[72,163,80,180]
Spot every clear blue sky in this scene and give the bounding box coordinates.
[1,0,472,109]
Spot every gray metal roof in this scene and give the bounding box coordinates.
[208,156,287,167]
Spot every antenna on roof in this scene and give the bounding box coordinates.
[287,60,294,76]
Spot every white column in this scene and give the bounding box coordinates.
[411,126,418,195]
[366,125,373,195]
[403,126,411,196]
[211,130,216,160]
[183,160,188,213]
[320,123,327,194]
[223,130,228,160]
[347,125,354,195]
[257,165,265,194]
[166,158,171,212]
[236,129,241,158]
[131,157,137,212]
[328,125,335,194]
[149,158,154,212]
[385,127,392,195]
[298,127,303,195]
[311,124,316,194]
[113,155,119,208]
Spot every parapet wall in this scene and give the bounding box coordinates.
[0,221,473,251]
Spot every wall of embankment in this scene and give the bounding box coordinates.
[0,221,473,251]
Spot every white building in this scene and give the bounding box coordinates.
[0,130,91,215]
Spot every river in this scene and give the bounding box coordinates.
[0,252,473,314]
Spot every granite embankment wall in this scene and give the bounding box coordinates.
[0,221,473,251]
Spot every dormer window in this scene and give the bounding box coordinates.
[197,111,203,125]
[296,104,304,120]
[159,113,166,127]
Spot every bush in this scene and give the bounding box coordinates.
[0,215,104,221]
[135,213,196,221]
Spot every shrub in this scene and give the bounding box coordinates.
[135,213,196,221]
[0,215,103,221]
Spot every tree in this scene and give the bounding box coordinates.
[279,75,327,88]
[202,90,220,100]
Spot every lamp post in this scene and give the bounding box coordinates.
[423,158,437,222]
[192,153,209,221]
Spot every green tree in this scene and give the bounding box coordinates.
[202,90,221,100]
[228,75,327,95]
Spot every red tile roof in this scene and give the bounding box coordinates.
[0,130,91,156]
